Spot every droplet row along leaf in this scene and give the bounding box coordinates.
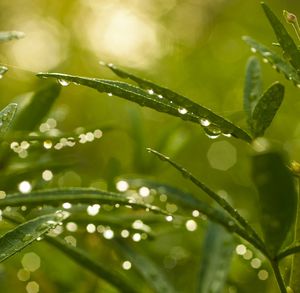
[36,71,252,143]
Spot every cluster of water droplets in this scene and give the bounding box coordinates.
[199,117,232,139]
[235,243,269,281]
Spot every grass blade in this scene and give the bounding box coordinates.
[0,212,69,263]
[0,31,25,42]
[1,188,166,215]
[252,151,297,256]
[46,236,138,293]
[0,103,18,138]
[243,56,263,120]
[250,82,284,137]
[147,148,264,249]
[12,81,61,131]
[36,72,252,143]
[261,2,300,70]
[113,239,175,293]
[197,222,235,293]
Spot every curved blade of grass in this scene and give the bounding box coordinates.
[252,151,297,256]
[113,239,175,293]
[197,222,235,293]
[250,82,284,137]
[0,103,18,138]
[261,2,300,70]
[277,244,300,260]
[243,36,300,87]
[147,148,264,250]
[36,72,252,143]
[1,188,166,215]
[0,212,69,263]
[243,56,262,120]
[12,81,61,131]
[0,31,25,42]
[45,236,138,293]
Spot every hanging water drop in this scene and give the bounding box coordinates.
[178,107,188,115]
[58,79,70,87]
[200,118,211,127]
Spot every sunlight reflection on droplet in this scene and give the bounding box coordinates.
[121,229,130,238]
[43,140,53,149]
[17,268,30,282]
[165,215,173,222]
[42,170,53,181]
[200,118,211,127]
[103,229,114,239]
[235,244,247,255]
[87,204,101,216]
[192,210,200,217]
[185,219,197,231]
[138,186,150,197]
[62,202,72,209]
[148,89,154,95]
[116,180,129,192]
[66,222,78,232]
[258,269,269,280]
[18,181,32,194]
[178,107,188,115]
[132,233,141,242]
[26,281,39,293]
[86,224,96,233]
[132,220,143,229]
[122,260,132,270]
[21,252,40,272]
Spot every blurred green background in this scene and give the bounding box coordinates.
[0,0,300,292]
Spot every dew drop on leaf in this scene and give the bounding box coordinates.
[57,79,70,87]
[199,118,211,127]
[178,107,188,115]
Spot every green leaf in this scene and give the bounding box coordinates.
[1,188,166,215]
[243,56,263,119]
[261,2,300,70]
[12,81,61,131]
[243,36,300,86]
[113,239,175,293]
[0,212,69,263]
[252,151,297,255]
[0,103,18,138]
[250,82,284,137]
[46,236,138,293]
[0,31,25,42]
[36,72,252,143]
[197,222,235,293]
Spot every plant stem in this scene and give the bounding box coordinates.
[289,178,300,292]
[271,260,287,293]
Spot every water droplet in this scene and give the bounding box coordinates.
[222,132,232,138]
[250,47,257,53]
[148,89,154,95]
[58,79,70,87]
[203,124,221,139]
[178,107,188,115]
[107,93,113,96]
[262,58,268,63]
[157,94,163,99]
[200,118,211,127]
[22,234,33,242]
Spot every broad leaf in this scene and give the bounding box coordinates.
[243,36,300,86]
[243,56,262,118]
[113,240,175,293]
[0,212,69,263]
[36,72,252,142]
[1,188,166,215]
[12,81,61,131]
[0,31,25,42]
[250,82,284,137]
[197,222,235,293]
[261,2,300,70]
[252,151,297,255]
[46,236,137,293]
[0,103,18,138]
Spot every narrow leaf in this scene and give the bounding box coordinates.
[46,236,138,293]
[243,36,300,86]
[0,103,18,138]
[113,239,175,293]
[197,222,235,293]
[12,81,61,131]
[252,151,297,255]
[1,188,166,215]
[36,72,252,143]
[243,56,262,119]
[0,31,25,42]
[250,82,284,137]
[261,2,300,69]
[0,212,69,263]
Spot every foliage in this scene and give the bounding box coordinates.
[1,2,300,293]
